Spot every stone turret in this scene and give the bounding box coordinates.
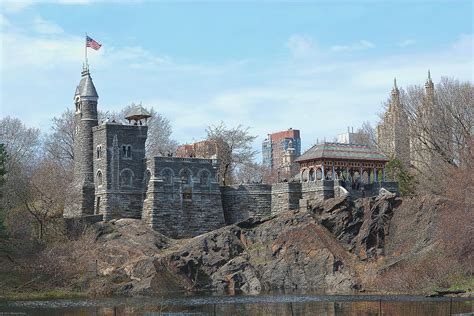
[64,66,99,217]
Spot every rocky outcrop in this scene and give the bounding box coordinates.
[87,193,413,296]
[312,193,399,260]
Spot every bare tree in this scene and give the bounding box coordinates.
[354,121,377,147]
[0,116,41,212]
[235,162,272,184]
[44,109,75,172]
[0,116,40,171]
[401,78,473,170]
[12,159,67,241]
[206,122,258,185]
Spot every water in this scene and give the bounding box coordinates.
[0,294,473,316]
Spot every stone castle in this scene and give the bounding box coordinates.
[65,66,398,238]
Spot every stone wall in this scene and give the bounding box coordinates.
[301,180,334,200]
[143,157,225,238]
[221,184,272,224]
[270,182,302,215]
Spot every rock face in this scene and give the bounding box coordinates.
[312,192,399,260]
[87,193,415,296]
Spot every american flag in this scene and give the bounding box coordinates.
[86,36,102,50]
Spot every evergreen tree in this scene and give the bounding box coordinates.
[385,158,415,196]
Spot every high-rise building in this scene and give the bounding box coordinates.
[262,128,301,176]
[376,78,411,167]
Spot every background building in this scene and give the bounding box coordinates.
[376,79,411,167]
[176,139,231,185]
[262,128,301,173]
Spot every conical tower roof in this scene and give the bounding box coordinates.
[77,67,98,98]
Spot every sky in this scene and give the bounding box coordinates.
[1,0,473,156]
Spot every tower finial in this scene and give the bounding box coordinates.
[394,77,397,89]
[428,69,431,80]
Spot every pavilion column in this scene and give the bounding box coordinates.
[332,165,335,180]
[373,168,377,183]
[321,165,325,180]
[382,167,386,182]
[360,167,363,183]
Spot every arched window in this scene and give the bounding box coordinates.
[120,169,134,187]
[309,168,315,181]
[316,168,323,180]
[161,168,173,185]
[199,170,210,186]
[301,169,307,182]
[97,170,103,186]
[179,168,192,185]
[144,170,152,188]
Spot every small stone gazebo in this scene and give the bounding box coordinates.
[295,142,389,186]
[125,103,152,125]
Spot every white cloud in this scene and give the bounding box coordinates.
[287,35,315,58]
[398,39,416,47]
[2,1,35,12]
[0,14,10,27]
[0,32,85,70]
[33,16,64,34]
[331,40,375,52]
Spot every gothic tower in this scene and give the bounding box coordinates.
[411,71,437,172]
[377,78,410,167]
[412,70,453,176]
[64,66,99,217]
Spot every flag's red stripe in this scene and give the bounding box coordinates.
[86,38,102,50]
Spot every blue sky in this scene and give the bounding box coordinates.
[1,0,473,155]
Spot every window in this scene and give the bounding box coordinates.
[96,197,101,215]
[97,170,103,186]
[122,145,132,159]
[316,168,323,180]
[96,145,102,159]
[199,170,209,186]
[120,169,134,187]
[179,169,192,185]
[161,168,173,185]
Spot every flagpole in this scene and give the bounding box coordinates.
[85,32,88,69]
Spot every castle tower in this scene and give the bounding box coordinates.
[64,66,99,217]
[377,78,410,167]
[92,104,149,220]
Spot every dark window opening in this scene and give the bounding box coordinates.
[122,145,132,158]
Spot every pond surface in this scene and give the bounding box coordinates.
[0,293,473,316]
